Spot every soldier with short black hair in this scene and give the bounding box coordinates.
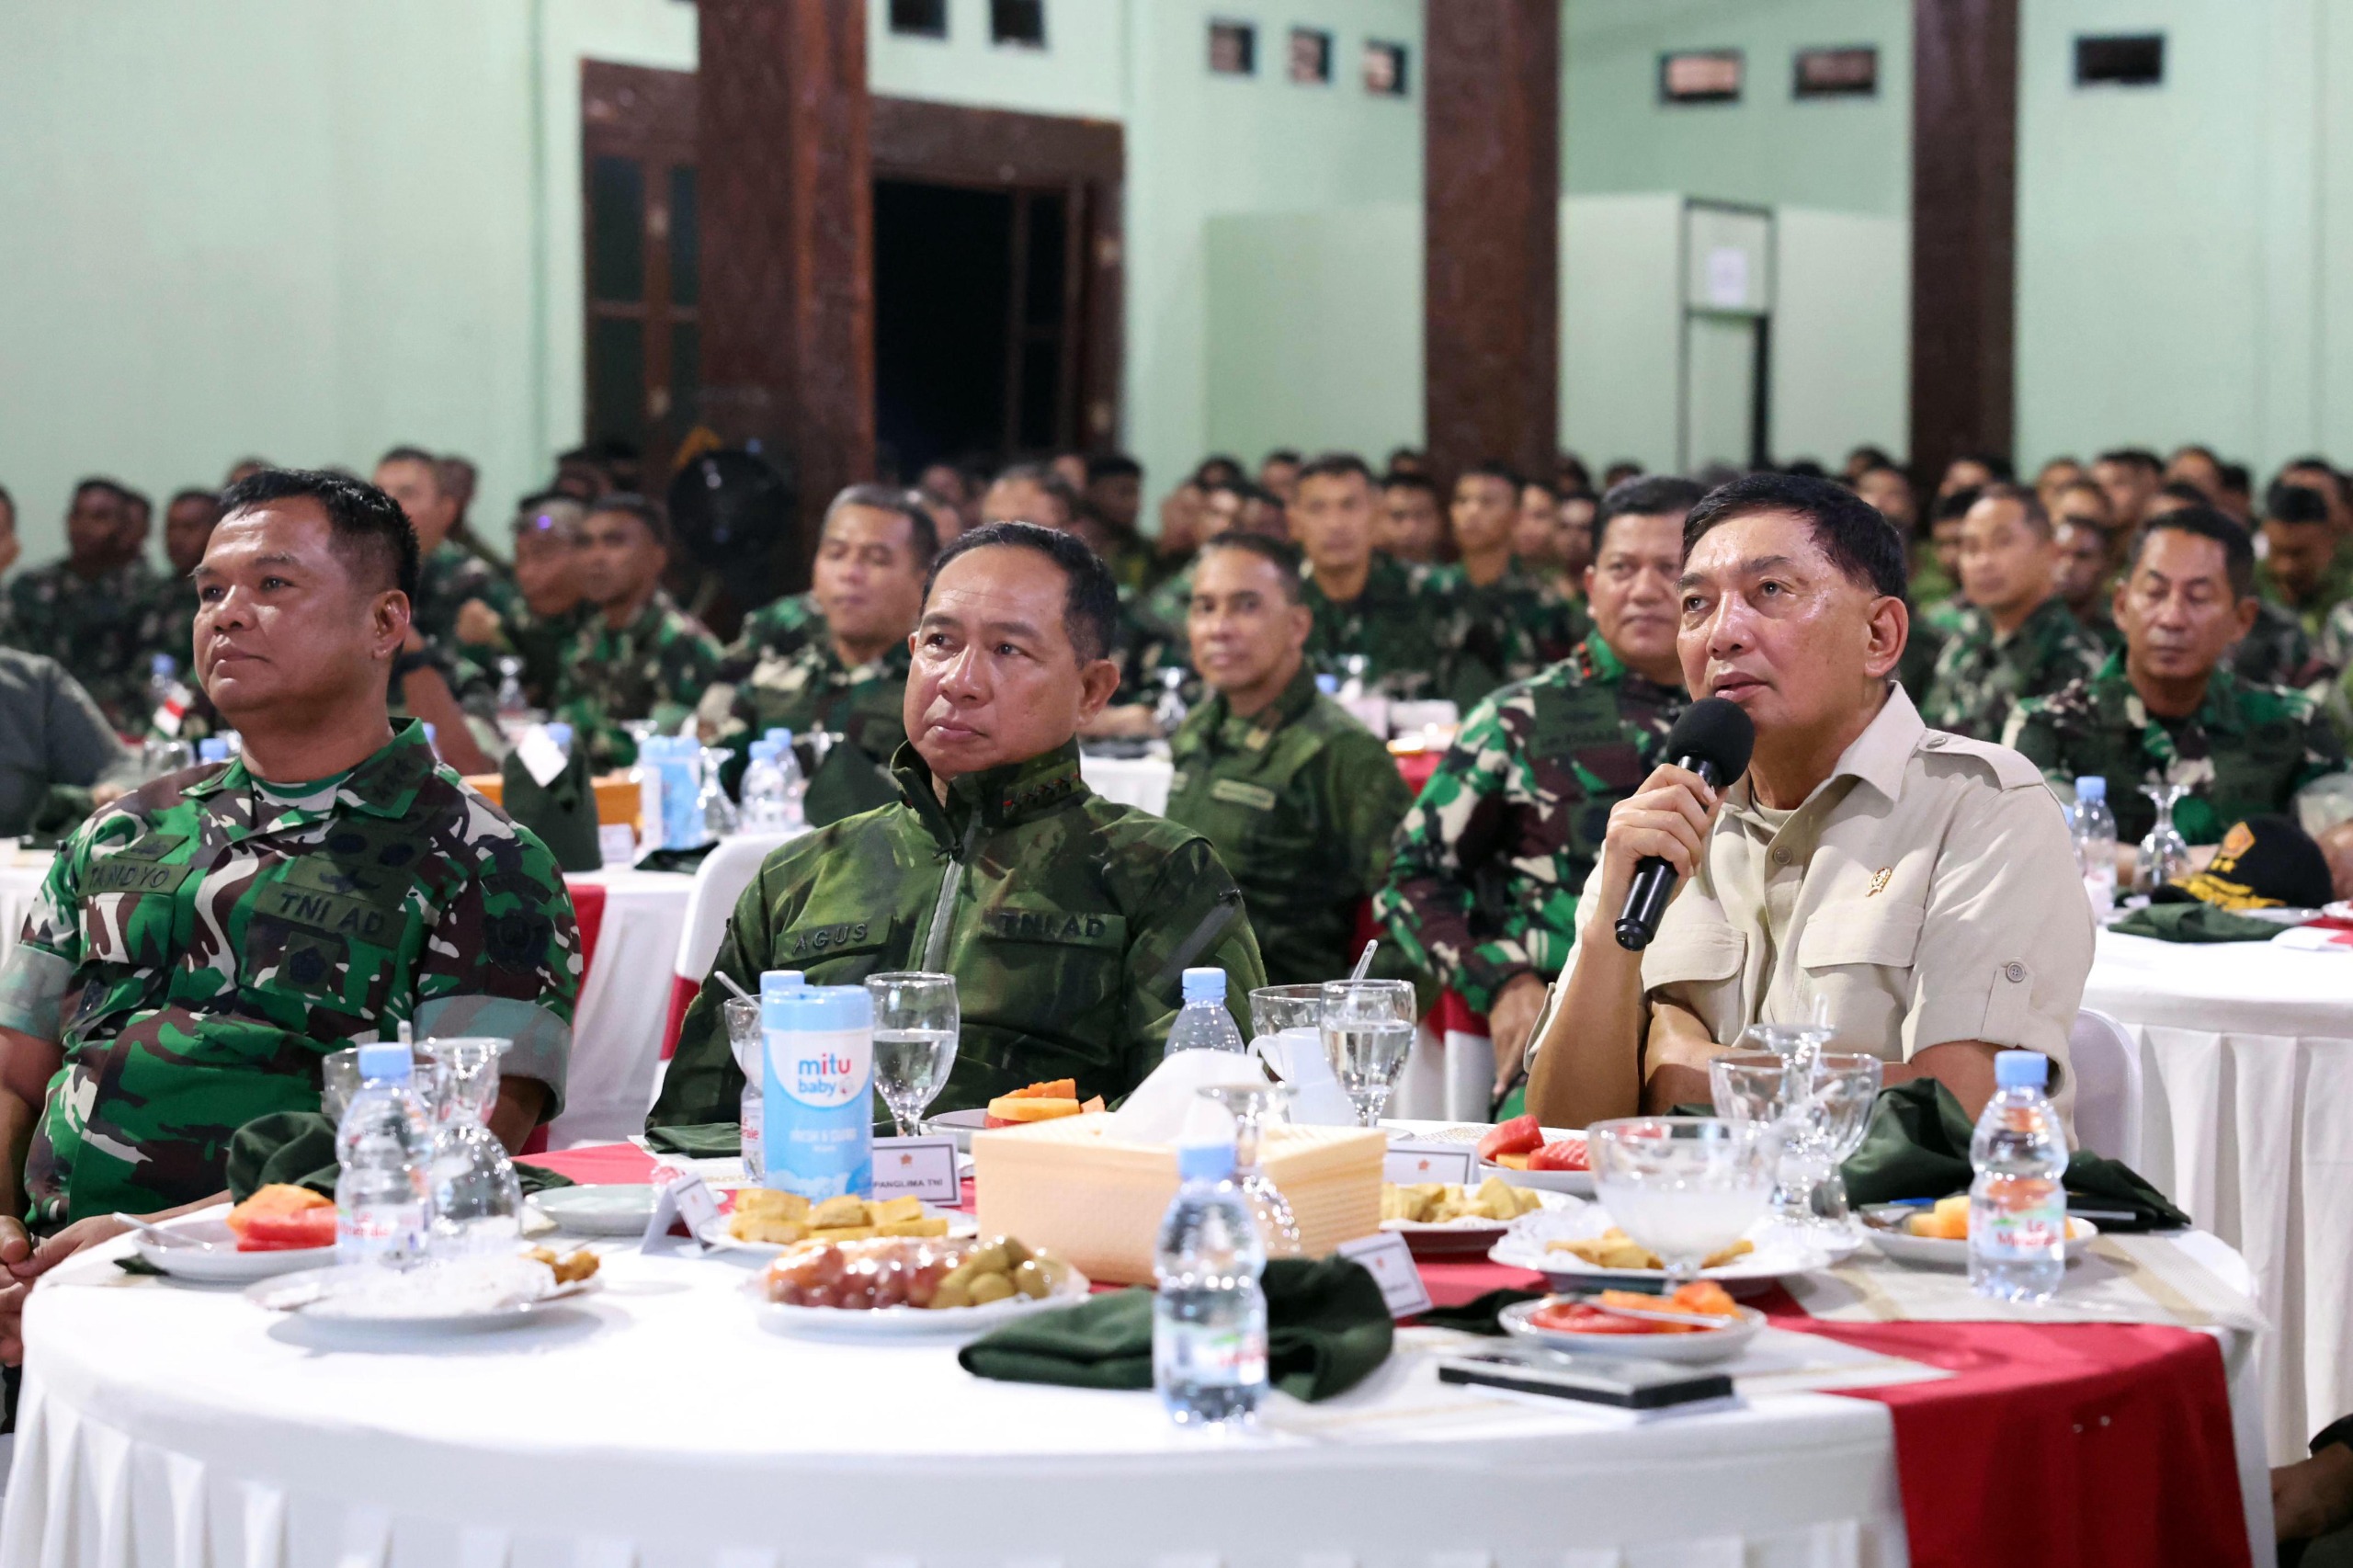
[551,493,725,767]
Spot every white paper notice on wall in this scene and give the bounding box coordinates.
[1705,246,1751,310]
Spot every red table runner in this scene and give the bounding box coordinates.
[520,1145,2251,1568]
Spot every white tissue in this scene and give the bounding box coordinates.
[1106,1050,1270,1144]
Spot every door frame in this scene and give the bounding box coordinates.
[581,61,700,480]
[1675,197,1776,472]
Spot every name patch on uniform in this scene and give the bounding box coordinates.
[1207,778,1279,812]
[787,919,877,957]
[977,909,1123,948]
[84,858,181,895]
[1527,687,1623,759]
[264,887,398,945]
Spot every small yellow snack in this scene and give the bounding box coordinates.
[877,1218,950,1238]
[814,1224,876,1242]
[870,1196,926,1224]
[728,1214,807,1245]
[733,1189,811,1223]
[808,1195,871,1231]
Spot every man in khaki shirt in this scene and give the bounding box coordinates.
[1527,473,2093,1130]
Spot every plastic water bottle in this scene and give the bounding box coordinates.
[769,731,806,831]
[1967,1051,2072,1304]
[335,1041,435,1267]
[2071,776,2118,918]
[1154,1139,1269,1427]
[761,981,873,1199]
[1165,968,1248,1056]
[198,737,232,767]
[740,970,805,1180]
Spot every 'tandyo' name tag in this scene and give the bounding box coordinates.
[870,1136,961,1203]
[1383,1142,1474,1186]
[1337,1231,1434,1319]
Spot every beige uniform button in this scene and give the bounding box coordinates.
[2004,960,2026,983]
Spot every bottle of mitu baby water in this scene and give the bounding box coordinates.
[1154,1139,1268,1427]
[761,982,873,1198]
[1968,1051,2071,1304]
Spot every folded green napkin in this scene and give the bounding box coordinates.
[643,1121,743,1159]
[2109,903,2283,943]
[634,844,718,875]
[1415,1287,1543,1335]
[225,1110,576,1200]
[959,1256,1394,1402]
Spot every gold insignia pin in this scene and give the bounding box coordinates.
[1867,867,1893,896]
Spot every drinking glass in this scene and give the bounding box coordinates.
[1586,1116,1779,1288]
[1197,1083,1302,1256]
[1319,979,1417,1127]
[867,972,960,1137]
[1246,983,1324,1079]
[725,996,766,1181]
[2137,782,2192,893]
[419,1036,523,1256]
[1709,1051,1882,1237]
[321,1046,364,1125]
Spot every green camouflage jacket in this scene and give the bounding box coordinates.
[1423,559,1586,711]
[722,635,910,768]
[1896,611,1947,705]
[2227,597,2325,690]
[1302,552,1452,701]
[132,576,199,691]
[491,602,589,711]
[2071,602,2125,653]
[1164,665,1412,988]
[411,541,520,653]
[2322,597,2353,677]
[4,559,162,731]
[727,591,824,671]
[551,590,724,767]
[2002,653,2347,845]
[0,722,580,1228]
[1376,636,1685,1015]
[2257,542,2353,642]
[1917,596,1970,640]
[1920,595,2107,740]
[649,739,1267,1128]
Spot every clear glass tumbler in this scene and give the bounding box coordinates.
[867,972,961,1137]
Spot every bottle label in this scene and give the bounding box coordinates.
[762,1023,872,1199]
[1165,1322,1267,1387]
[1972,1176,2065,1259]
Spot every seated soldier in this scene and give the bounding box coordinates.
[131,487,224,694]
[2143,483,2322,689]
[1526,474,2094,1130]
[1380,477,1699,1101]
[1163,534,1411,988]
[476,493,589,709]
[651,522,1264,1129]
[1427,462,1583,709]
[1292,453,1451,700]
[1920,483,2106,741]
[2005,504,2349,858]
[551,494,724,768]
[711,484,934,817]
[1377,471,1447,566]
[0,469,579,1348]
[0,649,140,838]
[2051,488,2122,650]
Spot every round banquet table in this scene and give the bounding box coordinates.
[2083,925,2353,1462]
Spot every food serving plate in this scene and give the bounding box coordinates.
[246,1261,599,1334]
[1498,1297,1766,1363]
[1384,1120,1597,1198]
[133,1215,331,1283]
[1490,1206,1863,1290]
[694,1204,978,1256]
[531,1185,660,1237]
[748,1267,1089,1339]
[1864,1213,2097,1268]
[927,1108,991,1152]
[1383,1187,1578,1256]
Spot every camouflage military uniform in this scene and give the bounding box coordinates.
[1376,636,1685,1014]
[1920,596,2107,740]
[727,591,825,671]
[649,740,1267,1128]
[1164,665,1412,988]
[0,722,580,1228]
[722,636,910,767]
[551,591,725,768]
[132,576,200,689]
[494,602,588,710]
[1424,559,1586,710]
[2258,543,2353,642]
[4,559,162,731]
[2003,653,2347,845]
[411,541,520,653]
[1917,595,1970,641]
[2228,597,2325,690]
[1896,610,1947,705]
[2322,597,2353,678]
[1302,552,1452,701]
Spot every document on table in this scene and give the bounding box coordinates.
[1786,1235,2266,1332]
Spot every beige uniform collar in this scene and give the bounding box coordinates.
[1724,684,1922,824]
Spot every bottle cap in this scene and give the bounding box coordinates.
[1181,967,1225,1004]
[1176,1140,1236,1183]
[748,741,773,764]
[198,738,231,764]
[356,1041,413,1082]
[1995,1050,2048,1089]
[767,729,794,751]
[545,722,573,751]
[1314,674,1338,695]
[759,970,806,1001]
[2075,776,2106,801]
[765,983,870,1033]
[151,653,176,676]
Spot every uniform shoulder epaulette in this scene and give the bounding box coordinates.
[1919,729,2047,790]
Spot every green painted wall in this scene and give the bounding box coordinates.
[868,0,1124,119]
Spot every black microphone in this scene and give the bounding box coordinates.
[1614,697,1756,951]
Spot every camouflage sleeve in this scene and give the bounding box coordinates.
[659,628,727,713]
[1325,727,1415,899]
[2286,693,2350,793]
[409,819,582,1120]
[1117,837,1266,1089]
[1373,698,1522,1014]
[0,811,119,1039]
[647,842,804,1129]
[2001,695,2066,784]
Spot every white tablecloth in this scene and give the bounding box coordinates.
[1079,753,1173,817]
[0,851,54,969]
[2085,926,2353,1463]
[551,868,694,1149]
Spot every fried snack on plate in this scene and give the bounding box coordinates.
[730,1188,950,1245]
[525,1246,603,1285]
[1381,1178,1543,1224]
[1546,1227,1755,1271]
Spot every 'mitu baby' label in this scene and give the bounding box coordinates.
[761,994,873,1199]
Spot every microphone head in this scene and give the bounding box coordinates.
[1665,697,1756,781]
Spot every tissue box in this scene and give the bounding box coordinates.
[972,1113,1384,1285]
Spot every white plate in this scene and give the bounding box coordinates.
[927,1108,990,1152]
[246,1263,599,1332]
[1390,1122,1597,1197]
[1866,1215,2097,1268]
[531,1185,659,1237]
[134,1216,332,1283]
[1498,1298,1766,1364]
[1489,1205,1863,1287]
[695,1204,978,1255]
[1382,1188,1577,1256]
[1483,1149,1595,1199]
[748,1268,1090,1338]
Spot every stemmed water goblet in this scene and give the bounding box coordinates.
[866,972,960,1137]
[1196,1083,1302,1256]
[2137,782,2192,894]
[1319,980,1416,1127]
[1586,1117,1780,1288]
[419,1036,523,1256]
[1709,1051,1882,1241]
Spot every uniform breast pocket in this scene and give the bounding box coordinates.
[1639,923,1748,1048]
[1795,903,1924,972]
[972,905,1129,1021]
[774,914,902,986]
[77,835,197,970]
[239,862,411,1019]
